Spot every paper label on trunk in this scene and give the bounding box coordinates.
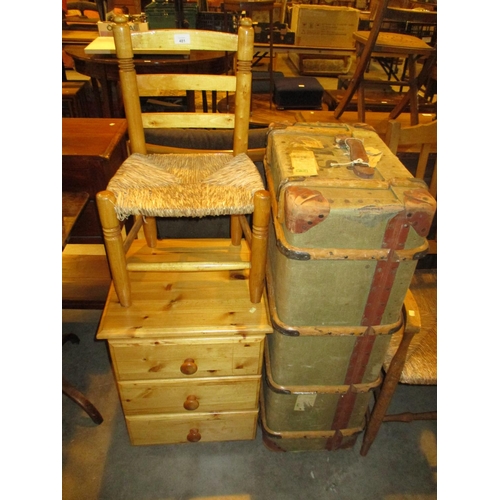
[290,150,319,176]
[294,394,317,411]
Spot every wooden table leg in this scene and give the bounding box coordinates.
[89,77,104,117]
[407,55,418,126]
[186,90,196,112]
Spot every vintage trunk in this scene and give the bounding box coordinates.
[265,277,402,386]
[260,344,380,451]
[264,123,436,328]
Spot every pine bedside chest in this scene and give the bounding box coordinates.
[97,242,272,446]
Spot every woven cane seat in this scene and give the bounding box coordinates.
[383,269,437,385]
[107,152,265,220]
[384,320,437,385]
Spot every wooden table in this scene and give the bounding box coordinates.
[62,191,89,249]
[62,29,99,45]
[62,118,129,243]
[64,46,232,117]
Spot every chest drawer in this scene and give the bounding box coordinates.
[125,410,259,445]
[109,336,265,381]
[118,375,260,415]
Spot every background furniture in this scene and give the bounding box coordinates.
[62,81,91,117]
[62,192,90,248]
[107,0,143,15]
[360,116,437,456]
[333,0,436,125]
[64,45,231,117]
[385,118,437,255]
[223,0,276,107]
[385,118,437,198]
[63,334,104,425]
[62,118,128,243]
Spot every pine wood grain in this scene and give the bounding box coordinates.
[125,410,258,445]
[109,336,265,380]
[118,375,260,415]
[97,240,272,340]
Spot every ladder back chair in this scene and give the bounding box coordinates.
[385,118,437,254]
[360,269,437,456]
[361,118,437,455]
[333,0,436,125]
[96,16,271,306]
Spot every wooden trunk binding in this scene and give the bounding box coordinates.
[326,333,376,450]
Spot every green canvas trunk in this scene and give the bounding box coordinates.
[260,344,381,451]
[265,123,436,327]
[266,266,403,386]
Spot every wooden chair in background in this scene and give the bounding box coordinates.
[385,118,437,198]
[333,0,436,125]
[96,16,271,307]
[385,118,437,254]
[360,118,437,456]
[360,270,437,456]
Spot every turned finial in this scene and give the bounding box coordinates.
[113,14,128,25]
[239,17,252,28]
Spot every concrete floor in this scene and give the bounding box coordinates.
[62,307,437,500]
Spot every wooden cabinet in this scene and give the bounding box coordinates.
[97,243,272,445]
[62,118,128,243]
[107,0,144,15]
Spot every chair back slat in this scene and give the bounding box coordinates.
[137,74,237,95]
[385,119,437,153]
[398,120,437,146]
[142,113,235,129]
[385,118,437,241]
[131,29,239,52]
[112,16,254,156]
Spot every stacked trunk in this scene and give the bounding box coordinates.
[261,123,436,451]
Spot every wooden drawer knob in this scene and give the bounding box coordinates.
[187,428,201,442]
[183,395,199,411]
[180,358,198,375]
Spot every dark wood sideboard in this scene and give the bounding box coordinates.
[62,118,128,243]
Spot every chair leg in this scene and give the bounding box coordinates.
[96,190,132,307]
[63,333,80,346]
[360,321,418,456]
[62,333,103,424]
[63,377,104,425]
[231,214,243,246]
[383,411,437,422]
[143,216,158,248]
[407,55,419,125]
[357,82,366,123]
[249,190,271,303]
